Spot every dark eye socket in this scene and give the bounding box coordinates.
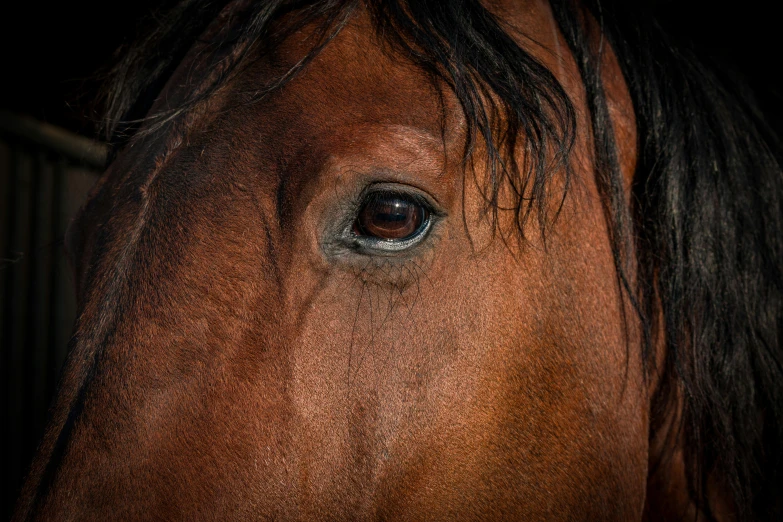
[353,192,429,241]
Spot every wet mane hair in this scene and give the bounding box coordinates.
[100,1,783,520]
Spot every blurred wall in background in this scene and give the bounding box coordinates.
[0,113,103,519]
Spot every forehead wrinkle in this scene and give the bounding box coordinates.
[325,122,446,159]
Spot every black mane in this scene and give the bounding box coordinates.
[101,1,783,520]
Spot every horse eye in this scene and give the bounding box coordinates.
[354,192,429,241]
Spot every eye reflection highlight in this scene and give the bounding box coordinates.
[353,192,428,241]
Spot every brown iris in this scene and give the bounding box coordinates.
[354,193,428,240]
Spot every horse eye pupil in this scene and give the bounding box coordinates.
[355,194,427,240]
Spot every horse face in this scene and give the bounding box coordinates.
[23,3,648,520]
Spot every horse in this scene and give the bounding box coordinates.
[12,0,783,520]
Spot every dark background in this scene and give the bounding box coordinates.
[1,1,781,138]
[0,1,165,138]
[0,1,781,520]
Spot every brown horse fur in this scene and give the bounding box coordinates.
[13,0,781,520]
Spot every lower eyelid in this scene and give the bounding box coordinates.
[345,212,434,253]
[335,222,442,290]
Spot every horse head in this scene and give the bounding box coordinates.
[14,1,782,520]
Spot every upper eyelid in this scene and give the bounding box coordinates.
[356,183,446,217]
